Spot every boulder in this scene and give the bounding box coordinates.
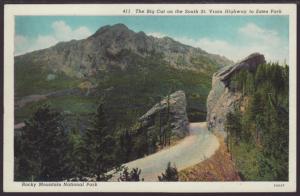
[216,53,265,86]
[139,90,189,138]
[206,53,266,136]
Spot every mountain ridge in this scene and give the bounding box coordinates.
[15,23,233,78]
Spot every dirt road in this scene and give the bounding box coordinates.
[111,122,219,181]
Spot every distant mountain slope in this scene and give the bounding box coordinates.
[15,23,233,79]
[14,23,233,127]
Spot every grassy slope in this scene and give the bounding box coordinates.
[15,57,82,98]
[15,95,98,123]
[14,51,219,132]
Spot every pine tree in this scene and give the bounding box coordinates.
[255,64,267,87]
[245,72,255,94]
[250,92,265,143]
[225,111,242,147]
[225,62,289,181]
[118,129,133,162]
[165,93,172,146]
[118,167,142,181]
[158,162,179,181]
[15,105,72,181]
[68,128,88,180]
[82,103,117,181]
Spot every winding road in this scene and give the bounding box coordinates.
[110,122,219,181]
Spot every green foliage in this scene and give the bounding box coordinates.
[14,60,81,98]
[225,111,242,147]
[158,162,179,181]
[14,105,73,181]
[225,62,289,181]
[15,95,98,123]
[117,129,133,162]
[80,103,118,181]
[15,103,122,181]
[97,50,212,130]
[118,167,143,181]
[131,126,149,159]
[191,55,224,75]
[231,142,262,180]
[67,128,89,179]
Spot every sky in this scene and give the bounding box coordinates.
[15,16,289,63]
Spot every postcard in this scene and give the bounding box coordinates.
[3,3,297,192]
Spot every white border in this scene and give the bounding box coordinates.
[3,4,297,192]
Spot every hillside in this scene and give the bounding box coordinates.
[206,53,289,181]
[14,23,233,127]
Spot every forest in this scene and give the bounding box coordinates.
[14,92,178,181]
[225,62,289,181]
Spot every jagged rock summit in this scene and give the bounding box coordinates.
[139,90,189,138]
[206,53,266,135]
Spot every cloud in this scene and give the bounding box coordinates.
[52,21,72,40]
[15,21,92,55]
[14,35,29,55]
[238,23,281,46]
[174,36,251,62]
[146,32,167,38]
[173,23,288,64]
[32,35,57,51]
[73,26,92,40]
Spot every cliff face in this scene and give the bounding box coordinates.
[206,53,266,135]
[139,90,189,138]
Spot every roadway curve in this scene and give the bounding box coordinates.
[111,122,219,181]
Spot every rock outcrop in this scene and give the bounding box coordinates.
[217,53,266,86]
[139,90,189,138]
[206,53,266,135]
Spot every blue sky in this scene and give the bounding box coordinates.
[15,16,289,63]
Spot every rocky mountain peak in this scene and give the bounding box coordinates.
[92,23,131,37]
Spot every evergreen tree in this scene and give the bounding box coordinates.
[15,105,72,181]
[225,111,242,146]
[68,128,88,180]
[118,129,133,162]
[132,126,149,159]
[157,97,163,146]
[158,162,179,181]
[166,93,172,146]
[82,103,117,181]
[118,167,142,181]
[224,62,289,181]
[147,127,158,154]
[245,72,255,94]
[250,92,265,143]
[255,64,267,86]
